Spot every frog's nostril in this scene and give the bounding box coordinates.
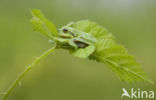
[63,28,68,33]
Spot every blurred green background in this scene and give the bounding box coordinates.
[0,0,156,100]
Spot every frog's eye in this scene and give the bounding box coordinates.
[63,28,68,33]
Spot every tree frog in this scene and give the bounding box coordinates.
[52,22,97,50]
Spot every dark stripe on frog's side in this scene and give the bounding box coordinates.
[59,35,72,38]
[73,39,89,48]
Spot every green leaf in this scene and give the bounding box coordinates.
[71,45,95,58]
[71,20,152,83]
[29,8,152,83]
[30,9,58,38]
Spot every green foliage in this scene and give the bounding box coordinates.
[30,9,152,83]
[71,45,95,58]
[30,9,58,38]
[71,20,152,83]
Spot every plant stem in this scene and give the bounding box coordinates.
[2,47,55,100]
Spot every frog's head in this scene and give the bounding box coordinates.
[58,26,77,39]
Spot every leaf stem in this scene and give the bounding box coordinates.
[2,46,55,100]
